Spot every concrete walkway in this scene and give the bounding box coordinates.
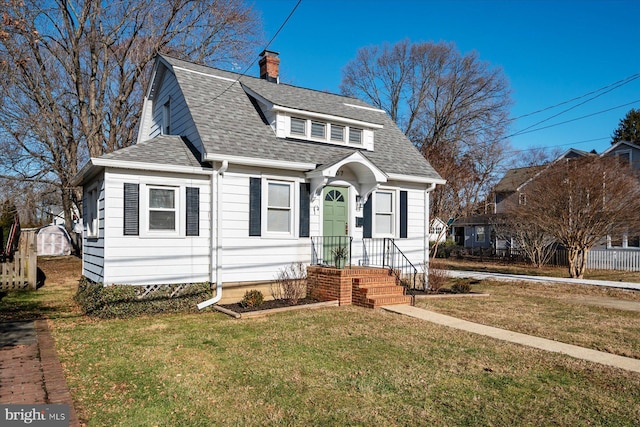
[0,319,80,426]
[382,305,640,374]
[443,269,640,291]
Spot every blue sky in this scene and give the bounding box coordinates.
[250,0,640,158]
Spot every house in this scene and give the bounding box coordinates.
[72,51,444,304]
[428,217,448,244]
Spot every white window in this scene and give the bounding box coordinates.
[349,127,362,144]
[148,186,177,231]
[311,121,326,139]
[162,99,171,135]
[476,226,485,242]
[519,193,526,205]
[330,124,344,141]
[375,191,394,236]
[86,185,99,238]
[266,181,293,234]
[291,117,306,136]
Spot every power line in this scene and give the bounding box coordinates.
[510,99,640,138]
[508,76,640,138]
[196,0,303,107]
[504,137,610,155]
[510,73,640,122]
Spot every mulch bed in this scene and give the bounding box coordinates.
[219,297,320,314]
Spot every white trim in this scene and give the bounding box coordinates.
[171,65,237,82]
[386,173,446,185]
[91,158,213,175]
[272,105,384,129]
[343,103,386,113]
[373,189,396,238]
[261,178,298,239]
[204,154,316,171]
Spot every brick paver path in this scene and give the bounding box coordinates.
[0,319,79,426]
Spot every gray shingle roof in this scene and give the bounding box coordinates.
[146,55,442,180]
[101,135,209,169]
[493,165,544,193]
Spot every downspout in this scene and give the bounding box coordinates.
[423,183,437,286]
[198,160,229,310]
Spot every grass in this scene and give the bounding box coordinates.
[2,256,640,425]
[440,257,640,282]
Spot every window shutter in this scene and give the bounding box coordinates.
[249,177,261,236]
[299,183,310,237]
[400,190,408,238]
[186,187,199,236]
[123,183,139,236]
[363,196,372,238]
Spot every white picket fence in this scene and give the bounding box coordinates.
[587,249,640,272]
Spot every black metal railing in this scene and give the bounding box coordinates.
[311,236,353,268]
[362,238,418,305]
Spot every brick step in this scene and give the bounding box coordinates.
[353,276,398,286]
[356,285,405,296]
[347,267,393,276]
[367,294,413,308]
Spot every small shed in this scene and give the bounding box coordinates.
[37,224,73,256]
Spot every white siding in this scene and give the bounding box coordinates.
[102,168,211,286]
[82,172,105,283]
[220,169,311,283]
[146,68,204,155]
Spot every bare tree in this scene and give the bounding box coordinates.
[492,214,556,268]
[340,40,512,253]
[0,0,262,231]
[519,156,640,278]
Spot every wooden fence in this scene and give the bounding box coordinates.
[0,229,37,290]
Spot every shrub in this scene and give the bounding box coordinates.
[240,289,264,308]
[451,280,472,294]
[74,277,212,319]
[428,259,448,292]
[271,262,307,305]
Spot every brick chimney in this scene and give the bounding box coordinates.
[259,50,280,83]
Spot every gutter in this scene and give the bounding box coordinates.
[197,160,229,309]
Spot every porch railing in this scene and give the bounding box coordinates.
[311,236,353,268]
[362,238,418,304]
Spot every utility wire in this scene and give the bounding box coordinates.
[196,0,302,107]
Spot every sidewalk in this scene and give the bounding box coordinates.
[0,319,80,426]
[383,305,640,374]
[443,269,640,291]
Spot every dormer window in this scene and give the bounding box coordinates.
[331,124,344,142]
[291,117,306,135]
[311,122,326,139]
[349,127,362,144]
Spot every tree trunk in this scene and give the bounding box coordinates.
[567,247,587,279]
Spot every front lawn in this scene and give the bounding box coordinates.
[3,257,640,426]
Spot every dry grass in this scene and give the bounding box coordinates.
[3,257,640,425]
[440,257,640,282]
[417,278,640,358]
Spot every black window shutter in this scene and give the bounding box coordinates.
[299,183,310,237]
[400,190,408,238]
[363,196,372,238]
[186,187,200,236]
[123,183,139,236]
[249,177,261,236]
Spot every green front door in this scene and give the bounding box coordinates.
[323,186,348,266]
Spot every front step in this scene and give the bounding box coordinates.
[351,269,411,309]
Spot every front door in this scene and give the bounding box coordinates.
[323,186,348,266]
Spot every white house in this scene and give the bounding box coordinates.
[72,51,444,304]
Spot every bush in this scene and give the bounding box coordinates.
[428,259,448,292]
[240,289,264,308]
[451,280,472,294]
[271,262,307,305]
[74,277,212,319]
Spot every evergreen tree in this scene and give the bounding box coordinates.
[612,108,640,144]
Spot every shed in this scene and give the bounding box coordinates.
[37,224,72,256]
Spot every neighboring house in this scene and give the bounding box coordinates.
[450,214,493,249]
[428,218,447,244]
[72,51,444,302]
